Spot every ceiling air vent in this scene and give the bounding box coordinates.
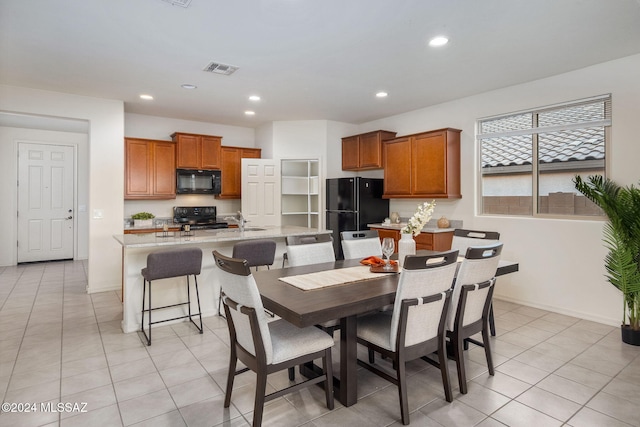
[203,61,239,76]
[162,0,192,7]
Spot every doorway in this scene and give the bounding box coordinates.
[17,142,75,263]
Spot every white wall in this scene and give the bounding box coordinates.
[0,127,89,265]
[123,113,257,218]
[350,54,640,326]
[0,84,124,293]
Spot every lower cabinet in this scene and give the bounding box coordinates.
[370,227,453,253]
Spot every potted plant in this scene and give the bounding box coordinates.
[574,175,640,345]
[131,212,155,227]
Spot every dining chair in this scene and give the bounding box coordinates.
[285,233,340,339]
[213,251,335,427]
[446,243,502,394]
[285,233,335,267]
[340,229,382,260]
[217,239,277,318]
[451,228,501,336]
[356,250,459,425]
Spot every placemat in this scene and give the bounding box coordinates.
[279,266,388,291]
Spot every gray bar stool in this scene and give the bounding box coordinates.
[141,247,203,345]
[217,239,276,317]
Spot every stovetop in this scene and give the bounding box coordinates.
[173,206,228,230]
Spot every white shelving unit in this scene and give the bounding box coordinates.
[281,159,320,229]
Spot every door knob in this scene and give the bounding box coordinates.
[66,215,73,220]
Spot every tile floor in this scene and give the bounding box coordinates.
[1,260,640,427]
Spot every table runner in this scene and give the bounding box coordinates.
[279,266,393,291]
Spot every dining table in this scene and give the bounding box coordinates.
[253,252,518,407]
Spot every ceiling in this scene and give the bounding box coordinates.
[2,0,640,128]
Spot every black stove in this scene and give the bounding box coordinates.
[173,206,228,230]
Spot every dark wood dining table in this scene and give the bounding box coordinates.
[253,253,518,407]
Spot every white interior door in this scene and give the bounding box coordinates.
[18,143,75,263]
[242,158,281,226]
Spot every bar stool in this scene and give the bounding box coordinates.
[217,239,276,317]
[141,247,203,345]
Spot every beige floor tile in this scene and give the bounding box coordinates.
[553,363,612,389]
[118,388,177,426]
[567,406,633,427]
[495,359,550,385]
[471,371,531,398]
[158,360,208,388]
[536,374,598,405]
[168,375,224,408]
[455,382,510,415]
[586,391,640,426]
[109,356,157,383]
[60,403,122,427]
[513,348,566,373]
[129,409,187,427]
[60,384,117,419]
[419,399,486,427]
[114,371,166,402]
[492,400,562,427]
[178,394,243,427]
[515,386,581,421]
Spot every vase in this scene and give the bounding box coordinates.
[390,212,400,224]
[621,324,640,346]
[437,216,450,228]
[397,233,416,268]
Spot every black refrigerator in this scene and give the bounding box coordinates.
[326,177,389,259]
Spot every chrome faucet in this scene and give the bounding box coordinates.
[224,211,248,231]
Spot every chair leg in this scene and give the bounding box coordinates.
[454,334,468,394]
[397,358,409,425]
[288,367,295,381]
[253,370,268,427]
[217,291,226,319]
[489,303,496,336]
[482,325,495,376]
[141,279,146,335]
[323,348,334,410]
[368,349,375,364]
[438,338,453,402]
[224,346,237,408]
[192,275,203,333]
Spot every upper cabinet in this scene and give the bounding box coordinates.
[383,128,461,199]
[171,132,222,169]
[217,146,261,199]
[342,130,397,170]
[124,138,176,199]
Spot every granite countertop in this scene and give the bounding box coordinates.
[114,225,330,248]
[367,223,455,233]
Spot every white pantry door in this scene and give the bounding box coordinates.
[241,159,281,226]
[17,143,75,263]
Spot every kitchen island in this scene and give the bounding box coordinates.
[114,226,330,333]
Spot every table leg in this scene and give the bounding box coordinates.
[339,315,358,406]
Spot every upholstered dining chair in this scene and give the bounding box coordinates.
[285,234,339,337]
[217,239,277,318]
[356,251,459,425]
[340,229,382,260]
[446,243,502,394]
[285,233,335,267]
[213,251,334,427]
[451,228,501,336]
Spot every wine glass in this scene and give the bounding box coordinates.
[381,238,395,270]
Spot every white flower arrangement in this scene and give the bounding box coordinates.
[401,200,436,236]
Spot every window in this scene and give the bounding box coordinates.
[478,95,610,217]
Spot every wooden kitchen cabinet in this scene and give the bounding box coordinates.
[124,138,176,199]
[370,227,454,253]
[342,130,396,171]
[217,146,261,199]
[383,128,461,199]
[172,132,222,169]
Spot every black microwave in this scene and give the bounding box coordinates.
[176,169,221,194]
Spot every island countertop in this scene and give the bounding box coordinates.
[367,223,454,233]
[114,225,330,248]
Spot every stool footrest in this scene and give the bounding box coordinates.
[148,312,202,326]
[143,301,190,312]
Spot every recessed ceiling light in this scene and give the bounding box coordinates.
[376,92,388,98]
[139,94,154,100]
[245,111,255,116]
[428,36,449,47]
[181,84,197,89]
[249,95,261,101]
